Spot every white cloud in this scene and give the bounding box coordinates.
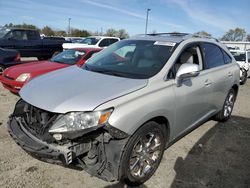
[167,0,234,31]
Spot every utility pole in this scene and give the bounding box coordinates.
[68,18,71,36]
[145,8,151,34]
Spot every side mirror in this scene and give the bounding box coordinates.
[176,63,199,87]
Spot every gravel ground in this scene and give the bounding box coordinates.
[0,81,249,188]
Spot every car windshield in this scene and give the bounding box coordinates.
[80,37,100,45]
[50,49,86,65]
[82,40,176,79]
[231,52,246,61]
[0,28,10,38]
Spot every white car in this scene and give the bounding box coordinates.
[230,49,250,84]
[62,36,120,50]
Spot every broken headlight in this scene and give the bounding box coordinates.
[49,109,113,133]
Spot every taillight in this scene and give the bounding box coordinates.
[15,53,21,61]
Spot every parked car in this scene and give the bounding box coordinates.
[64,37,85,43]
[0,28,69,60]
[7,33,240,185]
[0,48,101,93]
[0,48,21,74]
[230,49,250,85]
[62,36,120,50]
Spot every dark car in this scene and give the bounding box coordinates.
[0,28,69,60]
[0,48,21,74]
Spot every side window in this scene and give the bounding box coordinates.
[27,31,38,40]
[109,39,118,45]
[168,45,203,79]
[12,31,28,40]
[99,39,109,47]
[222,50,232,64]
[248,52,250,63]
[202,43,224,69]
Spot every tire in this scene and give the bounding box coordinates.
[120,121,166,186]
[240,68,247,85]
[0,65,5,75]
[214,89,236,122]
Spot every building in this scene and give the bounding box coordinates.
[221,41,250,51]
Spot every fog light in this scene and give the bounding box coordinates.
[53,134,62,140]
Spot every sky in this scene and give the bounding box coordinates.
[0,0,250,38]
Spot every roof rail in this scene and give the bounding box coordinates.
[146,32,190,37]
[188,34,219,42]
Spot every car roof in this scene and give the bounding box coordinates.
[87,36,120,39]
[130,33,219,44]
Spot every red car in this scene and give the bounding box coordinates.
[0,48,101,94]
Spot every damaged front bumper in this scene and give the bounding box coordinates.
[7,100,129,182]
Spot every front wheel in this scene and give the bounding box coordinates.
[120,121,166,186]
[214,89,236,122]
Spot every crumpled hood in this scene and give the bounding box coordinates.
[20,66,147,113]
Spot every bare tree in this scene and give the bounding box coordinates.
[221,28,246,41]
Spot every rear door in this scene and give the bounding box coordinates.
[201,43,234,111]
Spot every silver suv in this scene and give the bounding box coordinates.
[8,33,240,186]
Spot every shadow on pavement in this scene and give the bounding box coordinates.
[104,182,148,188]
[170,116,250,188]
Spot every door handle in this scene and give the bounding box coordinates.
[204,79,212,86]
[228,72,233,77]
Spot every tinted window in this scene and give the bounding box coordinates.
[109,39,119,45]
[27,31,38,40]
[83,40,176,79]
[202,43,224,69]
[12,30,28,40]
[222,50,232,64]
[248,52,250,62]
[99,39,110,47]
[231,51,246,61]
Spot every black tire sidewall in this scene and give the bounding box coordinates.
[120,121,166,186]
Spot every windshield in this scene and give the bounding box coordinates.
[80,37,100,45]
[231,52,246,61]
[0,28,10,38]
[82,40,176,79]
[50,49,86,65]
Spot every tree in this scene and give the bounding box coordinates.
[247,34,250,42]
[41,26,55,36]
[106,28,117,37]
[55,30,67,37]
[70,28,90,37]
[117,29,129,38]
[4,23,38,30]
[221,28,246,41]
[194,31,212,37]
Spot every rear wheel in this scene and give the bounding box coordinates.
[120,121,166,186]
[214,89,236,122]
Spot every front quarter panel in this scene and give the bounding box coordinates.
[95,79,176,139]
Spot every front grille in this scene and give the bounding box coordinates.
[14,100,58,142]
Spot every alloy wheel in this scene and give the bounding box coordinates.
[129,132,161,178]
[224,92,235,118]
